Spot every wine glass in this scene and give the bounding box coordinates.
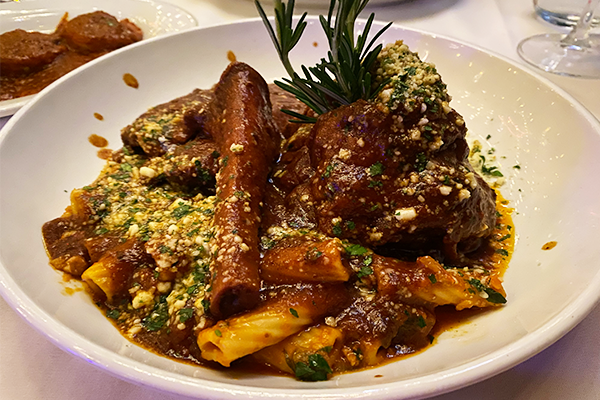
[518,0,600,78]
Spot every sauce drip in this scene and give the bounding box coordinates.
[88,134,108,148]
[123,73,139,89]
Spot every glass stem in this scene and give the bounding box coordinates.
[561,0,600,49]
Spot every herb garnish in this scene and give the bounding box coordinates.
[142,295,169,331]
[468,278,506,304]
[256,0,392,122]
[293,353,332,381]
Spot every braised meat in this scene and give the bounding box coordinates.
[0,30,65,76]
[57,11,142,53]
[0,12,143,101]
[121,89,213,156]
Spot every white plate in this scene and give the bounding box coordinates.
[0,0,198,118]
[2,17,600,400]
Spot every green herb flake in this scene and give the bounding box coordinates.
[106,309,120,319]
[498,234,511,242]
[319,346,333,353]
[215,329,223,337]
[294,354,332,382]
[415,152,428,172]
[369,162,385,177]
[142,296,169,332]
[357,266,373,279]
[332,222,343,237]
[95,227,109,235]
[428,274,437,284]
[417,315,426,328]
[496,249,509,257]
[345,244,368,256]
[322,163,334,178]
[172,204,193,219]
[178,308,194,323]
[201,299,210,313]
[289,308,299,318]
[468,278,507,304]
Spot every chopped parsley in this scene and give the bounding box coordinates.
[369,162,385,176]
[496,249,509,257]
[332,222,343,236]
[142,295,169,332]
[498,234,511,242]
[289,308,299,318]
[322,163,334,178]
[178,308,194,323]
[294,354,332,381]
[345,244,368,256]
[306,247,323,261]
[172,203,193,219]
[468,278,507,304]
[415,152,428,172]
[357,266,373,279]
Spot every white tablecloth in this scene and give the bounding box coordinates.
[2,0,600,398]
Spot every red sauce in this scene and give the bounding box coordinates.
[97,148,113,160]
[88,134,108,148]
[227,50,237,63]
[123,73,139,89]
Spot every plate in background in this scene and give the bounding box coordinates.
[0,0,197,117]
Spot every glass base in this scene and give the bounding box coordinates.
[517,33,600,78]
[535,5,600,27]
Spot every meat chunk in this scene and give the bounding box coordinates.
[57,11,142,53]
[0,29,65,75]
[305,99,496,263]
[42,216,91,276]
[163,138,220,194]
[121,89,213,156]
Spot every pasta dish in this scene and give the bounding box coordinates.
[42,0,514,381]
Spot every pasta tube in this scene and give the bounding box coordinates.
[252,325,343,375]
[81,238,152,303]
[373,255,506,310]
[197,283,349,367]
[260,237,350,284]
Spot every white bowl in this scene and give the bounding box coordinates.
[1,17,600,400]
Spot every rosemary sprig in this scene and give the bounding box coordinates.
[255,0,392,123]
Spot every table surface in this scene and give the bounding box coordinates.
[1,0,600,399]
